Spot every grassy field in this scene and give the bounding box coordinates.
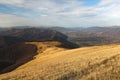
[0,43,120,80]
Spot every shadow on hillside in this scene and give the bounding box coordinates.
[0,40,79,74]
[56,40,79,49]
[0,43,38,74]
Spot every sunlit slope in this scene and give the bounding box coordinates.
[0,41,67,74]
[0,44,120,80]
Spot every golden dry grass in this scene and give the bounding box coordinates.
[0,43,120,80]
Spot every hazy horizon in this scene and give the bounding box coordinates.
[0,0,120,27]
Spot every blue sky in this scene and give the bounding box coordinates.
[82,0,100,6]
[0,0,120,27]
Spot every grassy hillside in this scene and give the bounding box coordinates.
[0,43,120,80]
[0,41,70,74]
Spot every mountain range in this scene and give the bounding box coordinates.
[0,26,120,80]
[53,26,120,47]
[0,27,78,74]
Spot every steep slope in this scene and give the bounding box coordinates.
[0,28,78,48]
[0,41,68,74]
[0,36,24,48]
[0,28,68,42]
[0,28,78,74]
[0,44,120,80]
[0,37,6,48]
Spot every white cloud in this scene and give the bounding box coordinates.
[0,14,38,27]
[0,0,120,27]
[0,0,25,5]
[99,0,120,6]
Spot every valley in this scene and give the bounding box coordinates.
[0,0,120,79]
[0,27,120,80]
[0,43,120,80]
